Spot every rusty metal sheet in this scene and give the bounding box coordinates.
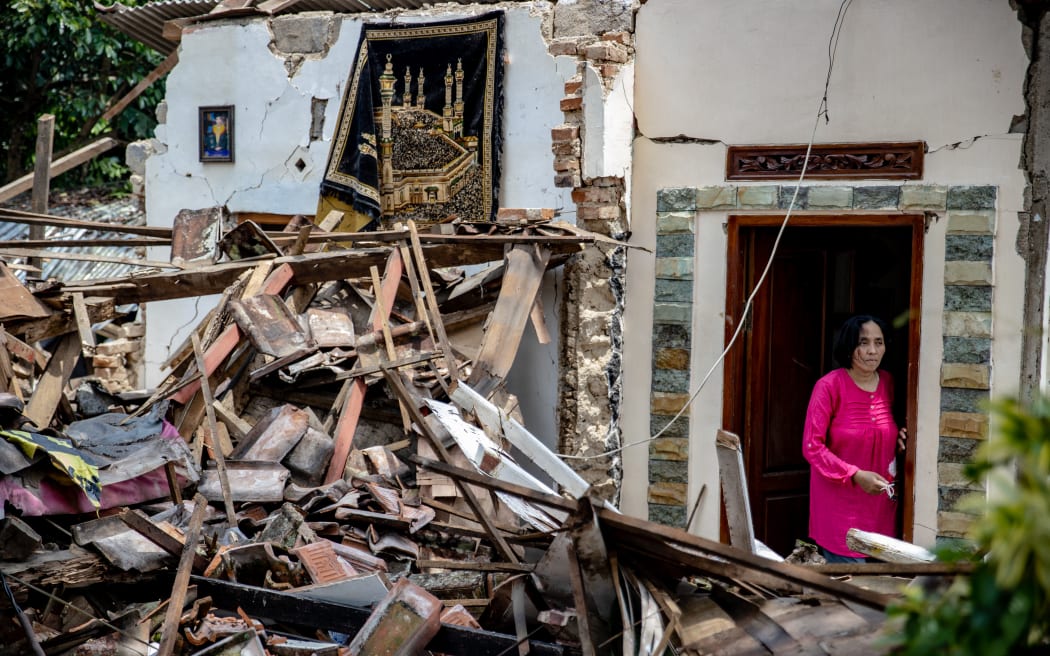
[171,207,223,266]
[305,308,356,348]
[0,261,51,320]
[229,293,314,359]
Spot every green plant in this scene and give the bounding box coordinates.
[886,397,1050,654]
[0,0,163,187]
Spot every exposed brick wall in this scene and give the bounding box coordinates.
[549,28,635,503]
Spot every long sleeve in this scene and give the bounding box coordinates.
[802,374,858,485]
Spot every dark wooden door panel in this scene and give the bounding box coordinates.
[725,218,920,555]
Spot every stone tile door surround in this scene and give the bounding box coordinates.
[650,183,996,547]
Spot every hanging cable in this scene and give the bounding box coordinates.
[561,0,856,463]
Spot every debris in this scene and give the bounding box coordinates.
[0,201,951,656]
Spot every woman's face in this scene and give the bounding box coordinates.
[851,321,886,375]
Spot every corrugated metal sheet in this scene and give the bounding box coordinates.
[0,195,149,282]
[96,0,510,54]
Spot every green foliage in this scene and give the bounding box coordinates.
[886,397,1050,654]
[0,0,163,186]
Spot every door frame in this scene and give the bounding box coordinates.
[722,212,924,543]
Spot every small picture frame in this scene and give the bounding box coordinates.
[199,106,234,163]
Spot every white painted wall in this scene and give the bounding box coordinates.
[625,0,1028,546]
[144,4,574,442]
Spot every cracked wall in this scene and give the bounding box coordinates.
[624,0,1028,543]
[141,4,576,448]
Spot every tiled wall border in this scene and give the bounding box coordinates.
[649,184,996,540]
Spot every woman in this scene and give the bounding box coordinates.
[802,315,907,563]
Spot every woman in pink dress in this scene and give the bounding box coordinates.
[802,315,907,563]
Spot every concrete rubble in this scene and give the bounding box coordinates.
[0,203,967,655]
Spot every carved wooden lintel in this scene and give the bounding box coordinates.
[726,141,924,180]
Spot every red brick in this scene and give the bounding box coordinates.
[602,31,632,45]
[584,42,629,63]
[550,124,579,142]
[554,173,581,188]
[496,208,526,221]
[572,186,621,204]
[548,40,578,56]
[553,156,580,173]
[564,80,582,95]
[591,176,625,188]
[597,205,622,220]
[92,353,125,369]
[552,141,580,157]
[559,96,583,112]
[599,63,622,79]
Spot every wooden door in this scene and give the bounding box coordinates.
[724,216,921,557]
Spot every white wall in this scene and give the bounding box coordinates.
[144,4,573,441]
[626,0,1028,543]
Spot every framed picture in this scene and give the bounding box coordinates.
[199,106,234,163]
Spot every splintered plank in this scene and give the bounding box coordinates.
[155,494,208,656]
[24,333,80,429]
[466,244,551,397]
[715,430,756,553]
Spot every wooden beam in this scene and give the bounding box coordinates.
[52,240,585,306]
[5,297,121,349]
[0,247,180,270]
[191,333,237,523]
[715,430,756,553]
[408,221,459,379]
[597,509,894,610]
[100,51,178,124]
[0,138,121,204]
[0,238,169,249]
[466,244,550,397]
[71,292,96,358]
[29,115,55,273]
[0,206,171,238]
[24,333,80,429]
[118,509,209,572]
[155,494,208,656]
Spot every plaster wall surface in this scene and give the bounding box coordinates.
[627,0,1028,545]
[143,4,573,441]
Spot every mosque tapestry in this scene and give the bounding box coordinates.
[318,12,504,231]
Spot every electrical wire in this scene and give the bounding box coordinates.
[560,0,856,464]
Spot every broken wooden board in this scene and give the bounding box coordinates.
[466,244,550,398]
[170,206,223,266]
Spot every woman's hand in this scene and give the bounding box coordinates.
[897,427,907,453]
[852,469,890,495]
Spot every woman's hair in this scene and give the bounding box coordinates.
[833,315,890,369]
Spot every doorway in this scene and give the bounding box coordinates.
[723,214,923,557]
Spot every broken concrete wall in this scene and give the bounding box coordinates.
[545,0,636,502]
[623,0,1028,546]
[141,3,576,443]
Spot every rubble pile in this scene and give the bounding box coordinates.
[0,207,937,655]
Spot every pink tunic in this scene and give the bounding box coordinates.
[802,368,898,557]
